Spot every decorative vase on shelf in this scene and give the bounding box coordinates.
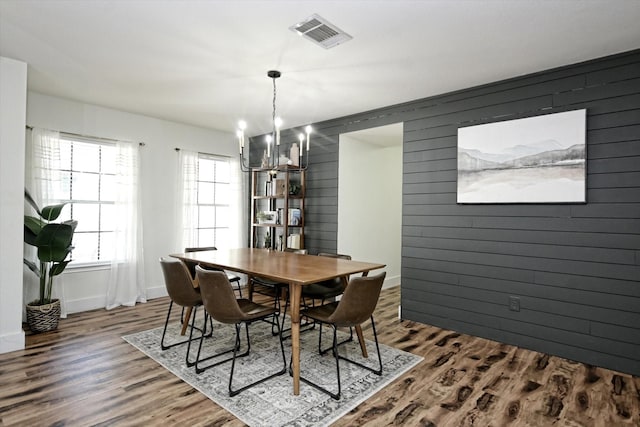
[290,143,299,166]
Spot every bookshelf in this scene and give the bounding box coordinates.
[250,166,305,250]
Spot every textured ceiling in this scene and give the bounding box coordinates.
[1,0,639,136]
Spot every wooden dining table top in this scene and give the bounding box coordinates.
[170,247,386,285]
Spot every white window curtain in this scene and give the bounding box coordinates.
[228,156,247,249]
[105,141,146,309]
[25,128,68,317]
[175,151,246,251]
[175,149,199,251]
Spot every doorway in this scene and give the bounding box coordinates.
[337,123,403,289]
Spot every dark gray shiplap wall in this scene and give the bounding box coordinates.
[250,49,640,375]
[297,49,640,376]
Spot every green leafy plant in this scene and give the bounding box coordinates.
[23,189,77,305]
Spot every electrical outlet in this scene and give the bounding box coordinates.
[509,296,520,312]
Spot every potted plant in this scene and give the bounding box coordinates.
[23,189,77,333]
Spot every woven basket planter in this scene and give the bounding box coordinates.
[26,299,61,333]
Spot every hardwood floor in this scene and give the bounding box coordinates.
[1,286,638,426]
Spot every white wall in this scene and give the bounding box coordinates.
[24,92,238,314]
[338,124,403,289]
[0,57,27,353]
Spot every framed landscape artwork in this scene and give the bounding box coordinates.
[457,109,586,203]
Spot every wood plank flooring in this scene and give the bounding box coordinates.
[1,286,638,426]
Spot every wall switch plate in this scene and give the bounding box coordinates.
[509,296,520,312]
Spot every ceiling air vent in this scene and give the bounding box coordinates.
[290,14,352,49]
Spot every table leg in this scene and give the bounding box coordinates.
[181,307,192,336]
[247,275,254,301]
[354,324,369,358]
[289,282,302,395]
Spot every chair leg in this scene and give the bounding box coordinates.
[231,277,243,298]
[337,316,383,376]
[299,324,342,400]
[229,313,287,397]
[319,325,354,355]
[194,313,248,374]
[160,300,174,350]
[236,283,243,298]
[271,288,281,335]
[185,306,199,366]
[302,318,382,400]
[161,301,206,350]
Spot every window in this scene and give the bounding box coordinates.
[193,154,232,248]
[52,135,116,264]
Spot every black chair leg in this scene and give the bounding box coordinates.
[194,312,248,374]
[301,317,382,400]
[231,278,243,298]
[336,317,383,376]
[161,301,207,351]
[271,288,282,335]
[185,306,199,366]
[229,313,287,397]
[319,324,354,355]
[160,300,174,350]
[298,324,342,400]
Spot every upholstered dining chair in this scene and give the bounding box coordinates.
[303,252,351,304]
[183,246,243,297]
[159,257,210,366]
[194,266,287,397]
[279,252,352,338]
[298,271,386,400]
[250,248,308,334]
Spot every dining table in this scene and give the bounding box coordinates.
[170,247,385,396]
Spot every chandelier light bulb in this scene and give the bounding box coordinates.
[305,126,312,151]
[266,134,272,158]
[275,117,282,146]
[237,120,247,152]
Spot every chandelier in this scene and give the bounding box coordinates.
[238,70,311,172]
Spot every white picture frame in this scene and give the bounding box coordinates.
[457,109,586,203]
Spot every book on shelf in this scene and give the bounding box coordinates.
[287,234,301,249]
[288,208,301,226]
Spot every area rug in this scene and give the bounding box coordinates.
[123,318,422,426]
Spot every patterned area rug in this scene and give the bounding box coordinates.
[123,317,422,426]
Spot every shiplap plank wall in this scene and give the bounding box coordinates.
[294,49,640,376]
[249,49,640,375]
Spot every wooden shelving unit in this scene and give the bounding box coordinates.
[250,166,305,250]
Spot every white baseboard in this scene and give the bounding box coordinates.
[64,295,106,315]
[146,285,168,300]
[0,330,25,354]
